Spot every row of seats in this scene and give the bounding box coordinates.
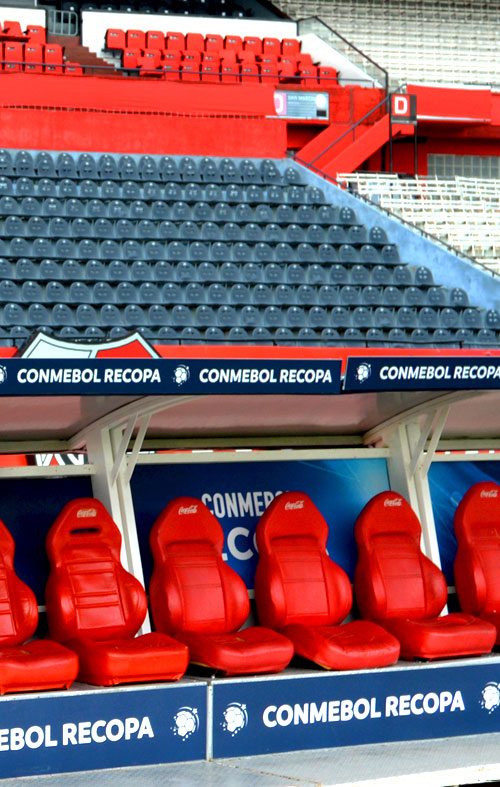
[107,29,303,56]
[1,42,83,74]
[0,21,46,43]
[2,324,497,348]
[0,152,305,186]
[3,483,499,692]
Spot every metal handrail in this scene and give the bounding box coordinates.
[295,159,500,280]
[297,16,389,95]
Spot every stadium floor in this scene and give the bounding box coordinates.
[3,732,500,786]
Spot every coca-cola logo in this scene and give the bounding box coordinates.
[178,505,198,515]
[480,489,498,498]
[77,508,97,518]
[285,500,304,510]
[384,498,402,507]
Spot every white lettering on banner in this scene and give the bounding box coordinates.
[378,364,500,383]
[0,717,154,752]
[17,368,161,385]
[263,691,465,728]
[198,368,332,385]
[201,490,281,520]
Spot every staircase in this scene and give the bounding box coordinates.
[298,113,414,179]
[47,34,121,77]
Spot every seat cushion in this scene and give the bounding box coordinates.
[282,620,400,670]
[0,639,79,694]
[384,613,496,660]
[475,612,500,645]
[68,632,188,686]
[177,626,294,675]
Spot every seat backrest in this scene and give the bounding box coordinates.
[0,517,38,646]
[254,491,352,629]
[149,497,250,636]
[454,481,500,615]
[45,498,147,643]
[354,491,447,622]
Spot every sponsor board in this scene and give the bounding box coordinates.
[0,359,341,396]
[0,682,206,778]
[212,661,500,758]
[345,357,500,392]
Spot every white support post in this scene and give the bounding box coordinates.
[85,423,151,634]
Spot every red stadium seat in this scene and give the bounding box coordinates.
[106,28,126,52]
[454,481,500,643]
[243,36,262,55]
[186,32,204,52]
[224,35,242,52]
[45,498,189,686]
[278,63,296,84]
[150,497,294,675]
[162,52,181,80]
[282,38,301,56]
[146,30,165,50]
[126,29,145,50]
[201,59,219,82]
[2,21,24,39]
[221,58,238,83]
[64,62,83,75]
[142,48,161,68]
[262,37,280,56]
[298,66,319,86]
[205,33,223,52]
[296,52,313,67]
[26,25,46,44]
[260,64,277,84]
[24,43,43,73]
[166,31,185,51]
[0,516,78,694]
[354,490,496,660]
[255,492,400,670]
[319,66,338,85]
[4,42,22,72]
[122,48,140,71]
[183,50,201,63]
[44,43,63,74]
[240,63,259,82]
[181,62,200,82]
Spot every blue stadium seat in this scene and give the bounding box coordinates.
[46,281,67,302]
[39,179,57,197]
[14,151,34,177]
[40,259,62,280]
[28,303,51,325]
[21,280,43,302]
[52,304,75,326]
[162,283,183,304]
[396,307,418,328]
[62,259,83,280]
[56,153,76,178]
[116,282,138,303]
[405,286,427,306]
[77,153,97,179]
[3,303,25,325]
[0,177,13,196]
[0,280,21,302]
[124,304,146,326]
[383,286,404,306]
[98,155,118,180]
[16,177,34,196]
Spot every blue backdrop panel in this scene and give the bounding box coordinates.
[0,682,206,778]
[429,461,500,584]
[0,476,93,602]
[131,458,389,589]
[212,660,500,758]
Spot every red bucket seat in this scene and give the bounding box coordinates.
[0,517,78,694]
[354,490,496,660]
[149,496,293,675]
[45,498,188,686]
[255,491,400,670]
[454,481,500,643]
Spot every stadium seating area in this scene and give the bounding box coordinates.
[274,0,500,86]
[0,149,499,348]
[106,29,337,82]
[339,173,500,274]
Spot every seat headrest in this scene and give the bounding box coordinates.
[454,482,500,544]
[46,498,121,566]
[0,516,15,570]
[256,491,327,552]
[354,490,420,543]
[150,496,223,554]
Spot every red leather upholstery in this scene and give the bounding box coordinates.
[45,498,188,686]
[454,481,500,643]
[254,492,400,670]
[149,496,293,675]
[354,490,496,660]
[0,518,78,694]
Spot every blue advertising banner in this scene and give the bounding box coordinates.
[131,458,390,589]
[0,682,207,777]
[344,356,500,392]
[212,660,500,758]
[429,460,500,584]
[0,358,341,396]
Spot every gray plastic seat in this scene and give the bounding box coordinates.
[276,204,295,223]
[28,303,51,326]
[338,244,357,263]
[87,199,106,218]
[16,177,34,196]
[58,179,77,198]
[195,305,217,327]
[369,226,389,245]
[275,243,294,264]
[330,307,352,328]
[339,285,360,305]
[100,304,122,327]
[352,307,373,328]
[381,245,400,264]
[419,307,440,328]
[40,259,62,280]
[229,284,250,305]
[21,280,43,302]
[285,264,305,284]
[113,220,133,240]
[318,285,338,306]
[0,280,21,302]
[14,151,34,177]
[405,286,427,307]
[3,303,25,325]
[148,305,169,326]
[0,177,14,196]
[56,153,76,178]
[0,259,13,278]
[320,328,342,345]
[123,304,146,326]
[449,287,469,308]
[484,309,500,329]
[0,151,13,176]
[21,197,40,215]
[52,304,75,326]
[138,283,160,303]
[98,155,118,180]
[275,285,295,306]
[85,259,106,280]
[76,303,98,325]
[309,306,329,327]
[77,153,97,179]
[4,216,24,236]
[39,179,57,197]
[46,281,67,302]
[116,282,138,303]
[388,328,409,344]
[151,201,168,220]
[240,305,261,328]
[374,306,396,329]
[171,304,193,326]
[0,196,18,214]
[62,259,83,280]
[138,156,158,181]
[217,305,239,328]
[274,327,296,345]
[393,265,413,286]
[383,286,404,306]
[118,155,138,181]
[396,307,418,328]
[162,283,183,304]
[439,307,460,329]
[426,287,447,307]
[33,238,53,257]
[80,180,99,198]
[179,158,200,182]
[10,238,30,256]
[366,328,386,344]
[159,157,180,182]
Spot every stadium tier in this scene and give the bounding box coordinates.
[273,0,500,87]
[0,150,499,349]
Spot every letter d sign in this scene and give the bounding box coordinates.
[391,94,416,124]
